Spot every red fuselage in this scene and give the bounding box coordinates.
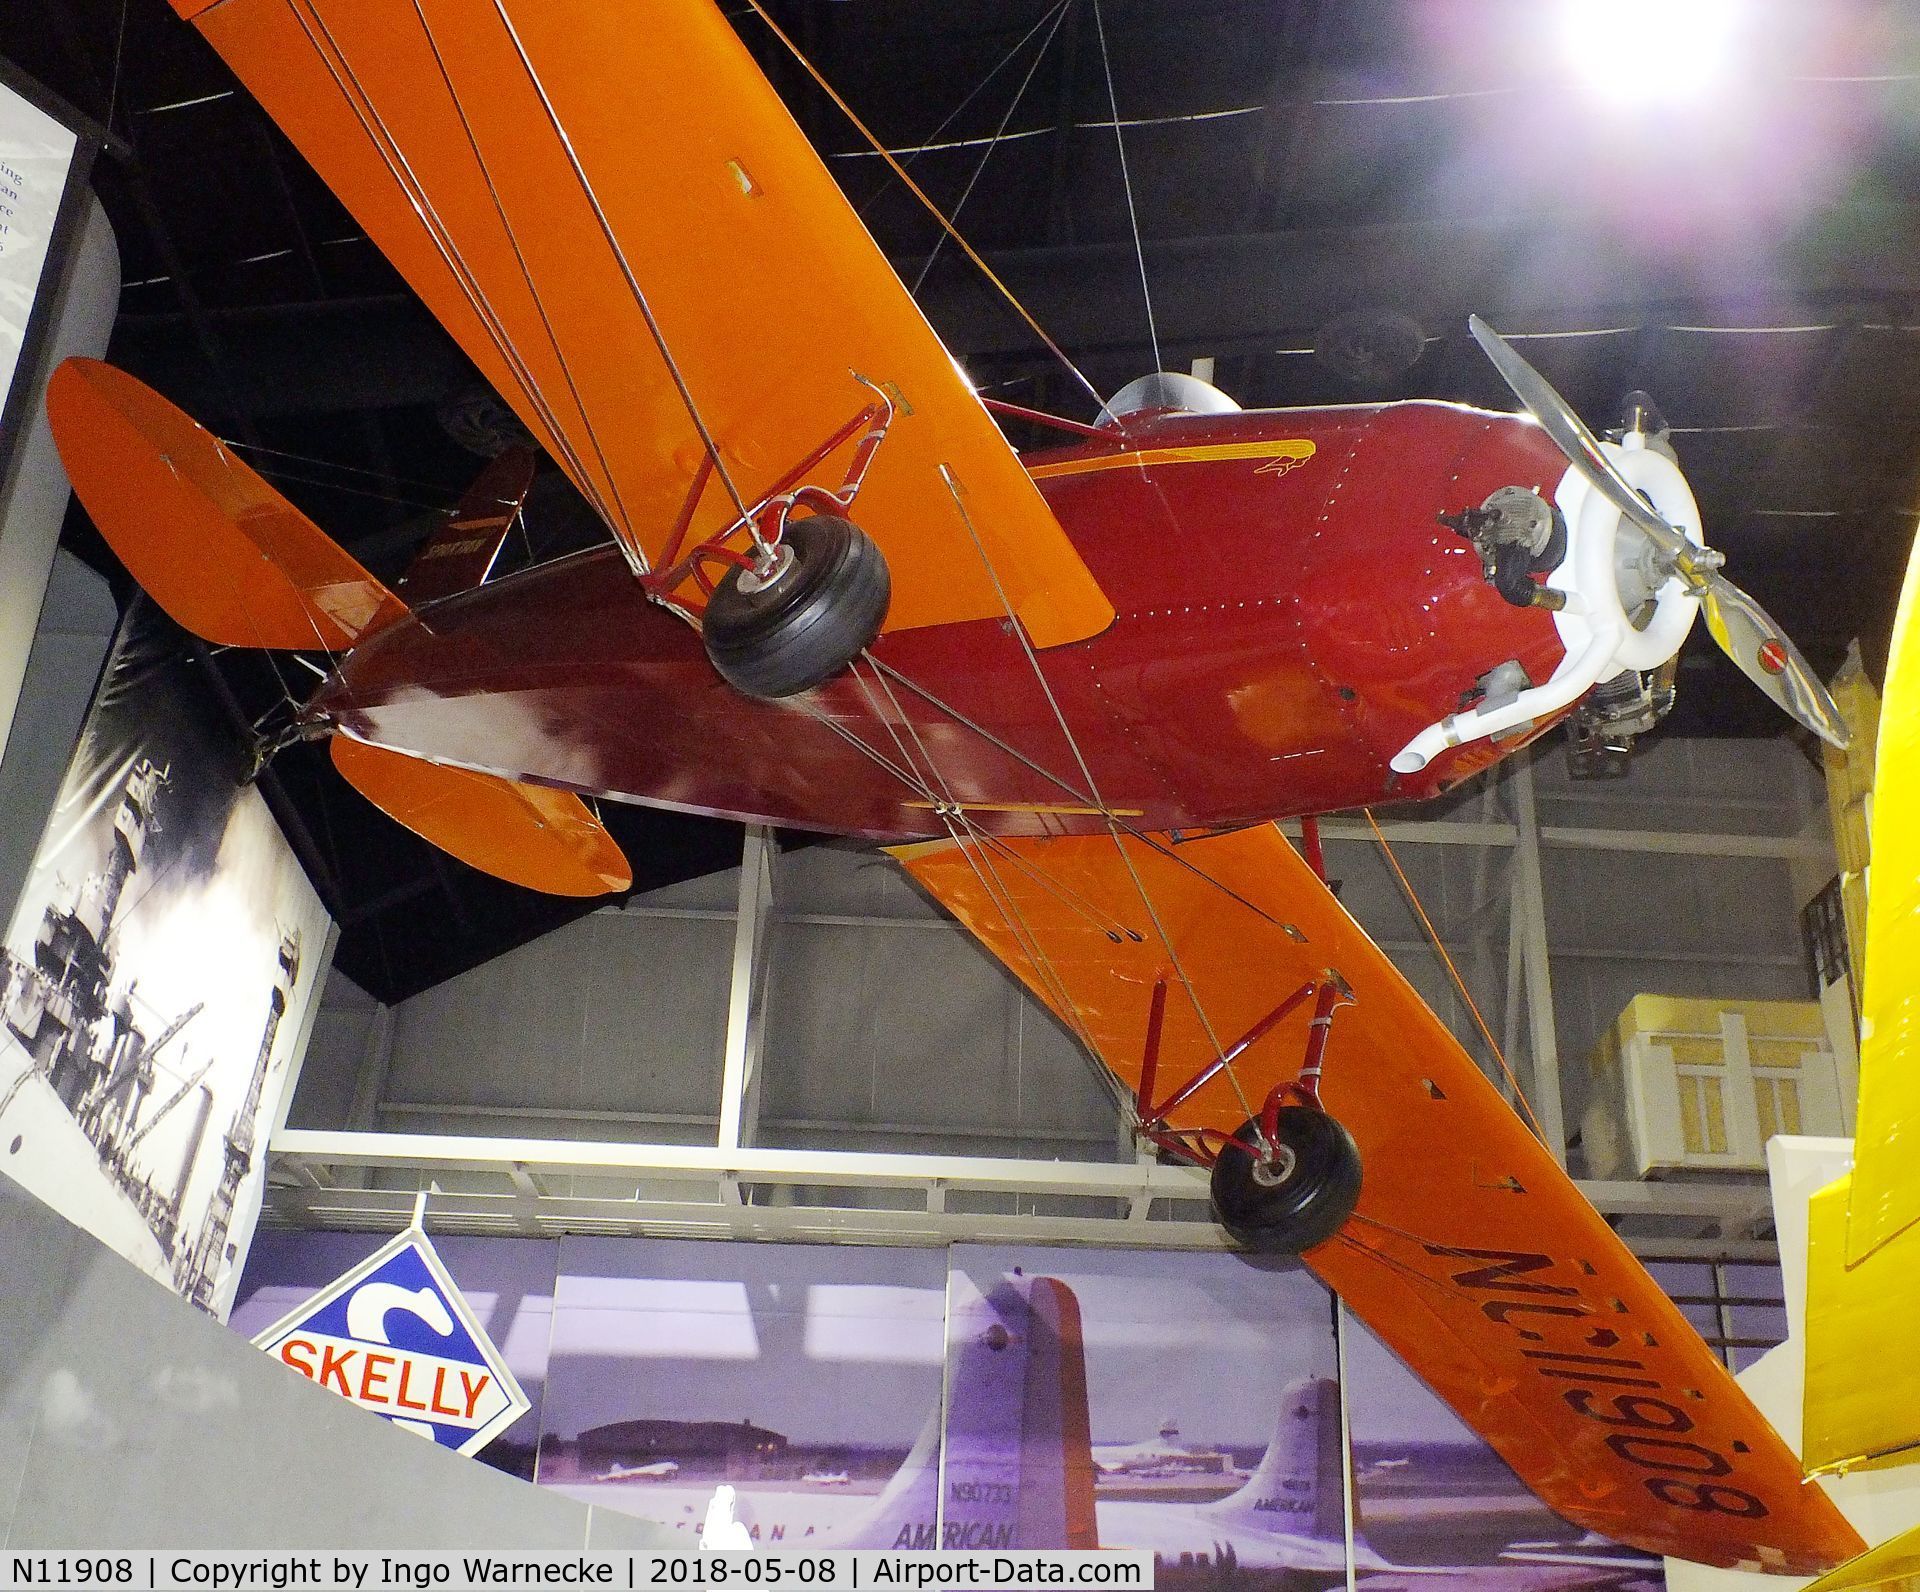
[315,401,1574,839]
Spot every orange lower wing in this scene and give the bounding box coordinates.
[171,0,1112,648]
[47,358,408,651]
[895,826,1861,1575]
[332,737,630,897]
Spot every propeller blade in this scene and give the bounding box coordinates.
[1701,573,1851,749]
[1469,315,1849,750]
[1467,316,1709,582]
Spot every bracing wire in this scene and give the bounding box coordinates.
[488,0,755,546]
[1090,0,1162,372]
[1361,808,1545,1140]
[935,464,1261,1132]
[245,465,452,514]
[795,675,1133,1117]
[412,0,645,557]
[279,0,631,551]
[220,439,465,499]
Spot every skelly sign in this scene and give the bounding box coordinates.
[252,1226,528,1454]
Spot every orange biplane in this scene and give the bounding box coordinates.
[48,0,1861,1575]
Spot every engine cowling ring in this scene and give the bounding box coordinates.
[1551,436,1703,679]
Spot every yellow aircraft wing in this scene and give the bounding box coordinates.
[1803,527,1920,1475]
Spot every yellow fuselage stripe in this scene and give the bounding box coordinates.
[903,800,1145,818]
[1025,439,1316,481]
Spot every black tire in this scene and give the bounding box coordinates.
[703,515,891,698]
[1210,1106,1362,1254]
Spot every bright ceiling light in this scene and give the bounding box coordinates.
[1561,0,1742,106]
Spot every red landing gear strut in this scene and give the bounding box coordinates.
[643,379,897,699]
[1132,971,1364,1254]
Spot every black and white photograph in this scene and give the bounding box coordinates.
[0,602,330,1316]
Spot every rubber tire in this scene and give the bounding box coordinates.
[703,515,891,699]
[1210,1106,1362,1254]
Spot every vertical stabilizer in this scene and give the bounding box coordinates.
[940,1271,1100,1549]
[1204,1376,1345,1544]
[819,1406,942,1550]
[394,447,536,606]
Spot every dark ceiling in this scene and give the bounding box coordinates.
[6,0,1920,999]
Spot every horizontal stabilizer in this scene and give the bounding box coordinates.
[331,737,631,897]
[47,357,408,650]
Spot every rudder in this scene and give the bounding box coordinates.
[394,447,536,606]
[939,1271,1099,1550]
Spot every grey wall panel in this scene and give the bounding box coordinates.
[390,917,728,1115]
[284,972,383,1131]
[0,551,115,932]
[0,1169,668,1547]
[574,915,731,1115]
[761,920,1091,1135]
[0,198,119,771]
[780,841,950,919]
[1533,734,1823,838]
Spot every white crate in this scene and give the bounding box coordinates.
[1582,994,1856,1179]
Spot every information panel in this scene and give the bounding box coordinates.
[0,75,78,431]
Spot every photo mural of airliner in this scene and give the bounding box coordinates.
[658,1271,1664,1585]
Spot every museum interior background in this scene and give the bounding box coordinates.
[3,0,1915,1574]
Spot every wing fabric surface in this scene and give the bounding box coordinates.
[332,737,630,897]
[895,827,1861,1574]
[169,0,1112,648]
[47,358,408,650]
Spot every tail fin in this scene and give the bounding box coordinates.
[46,358,408,650]
[394,447,537,606]
[1204,1376,1345,1543]
[331,736,631,897]
[939,1271,1100,1550]
[816,1405,943,1550]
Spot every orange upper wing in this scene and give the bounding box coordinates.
[895,825,1862,1575]
[170,0,1112,648]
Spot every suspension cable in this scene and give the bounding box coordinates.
[738,0,1108,413]
[911,3,1073,296]
[858,1,1070,218]
[1090,0,1162,372]
[937,465,1262,1132]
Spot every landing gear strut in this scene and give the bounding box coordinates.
[1133,973,1364,1256]
[642,378,897,700]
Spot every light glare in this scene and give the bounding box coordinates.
[1562,0,1742,106]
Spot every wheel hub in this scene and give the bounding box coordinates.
[1249,1142,1297,1188]
[735,542,795,595]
